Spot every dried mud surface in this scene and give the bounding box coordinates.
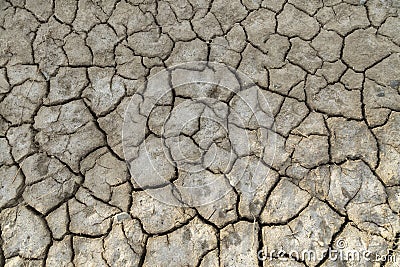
[0,0,400,266]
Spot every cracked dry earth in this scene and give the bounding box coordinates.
[1,0,400,266]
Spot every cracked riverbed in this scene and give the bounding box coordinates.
[0,0,400,266]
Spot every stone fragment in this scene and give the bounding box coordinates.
[327,118,378,167]
[343,28,399,71]
[274,97,309,136]
[292,135,330,168]
[289,0,323,15]
[0,165,23,209]
[83,67,125,116]
[34,100,105,172]
[128,30,173,59]
[0,206,51,259]
[130,191,195,234]
[55,0,77,24]
[25,0,53,21]
[261,178,311,224]
[294,112,328,136]
[73,236,107,266]
[378,16,400,45]
[64,32,92,65]
[0,81,47,125]
[87,24,118,66]
[307,83,362,119]
[103,218,147,266]
[193,12,224,40]
[373,112,400,186]
[46,203,68,239]
[288,38,322,73]
[143,218,217,266]
[316,60,347,83]
[165,39,208,67]
[80,147,129,207]
[98,99,129,158]
[277,4,320,40]
[22,153,80,214]
[116,43,147,80]
[320,3,370,36]
[109,1,154,37]
[341,68,364,90]
[69,188,119,236]
[211,0,248,32]
[228,156,279,219]
[45,67,88,105]
[72,0,117,31]
[311,29,343,62]
[6,124,36,162]
[220,221,259,266]
[46,236,73,266]
[242,9,276,49]
[269,63,306,95]
[366,0,398,26]
[33,18,70,76]
[0,138,12,165]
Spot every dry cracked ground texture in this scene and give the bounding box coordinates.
[0,0,400,266]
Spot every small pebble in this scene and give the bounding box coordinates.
[115,212,130,222]
[389,80,400,89]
